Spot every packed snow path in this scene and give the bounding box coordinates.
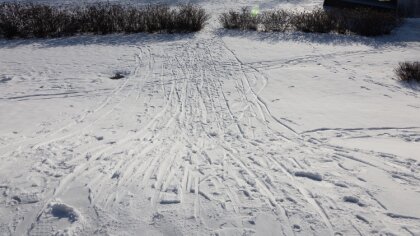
[1,14,420,236]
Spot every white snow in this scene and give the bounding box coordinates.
[1,0,420,235]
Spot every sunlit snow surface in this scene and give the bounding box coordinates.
[1,0,420,235]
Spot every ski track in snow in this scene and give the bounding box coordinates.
[1,5,420,236]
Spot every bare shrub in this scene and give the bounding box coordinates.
[220,7,401,37]
[219,10,241,29]
[0,3,23,38]
[219,7,259,30]
[79,4,127,34]
[0,3,81,38]
[395,62,420,82]
[173,4,209,32]
[291,8,335,33]
[141,4,172,33]
[0,3,209,39]
[260,10,292,32]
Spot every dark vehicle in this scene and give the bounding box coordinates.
[324,0,397,10]
[323,0,419,17]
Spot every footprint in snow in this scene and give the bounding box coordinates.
[29,200,82,235]
[344,196,365,207]
[356,214,370,224]
[294,171,322,181]
[48,202,80,223]
[111,171,121,179]
[334,182,348,188]
[11,193,40,204]
[0,77,12,83]
[110,72,126,80]
[343,196,359,204]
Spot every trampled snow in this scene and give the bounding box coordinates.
[1,0,420,235]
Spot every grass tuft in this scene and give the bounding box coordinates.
[395,62,420,82]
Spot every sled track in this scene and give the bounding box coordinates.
[2,37,420,235]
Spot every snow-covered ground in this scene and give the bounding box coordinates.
[1,0,420,235]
